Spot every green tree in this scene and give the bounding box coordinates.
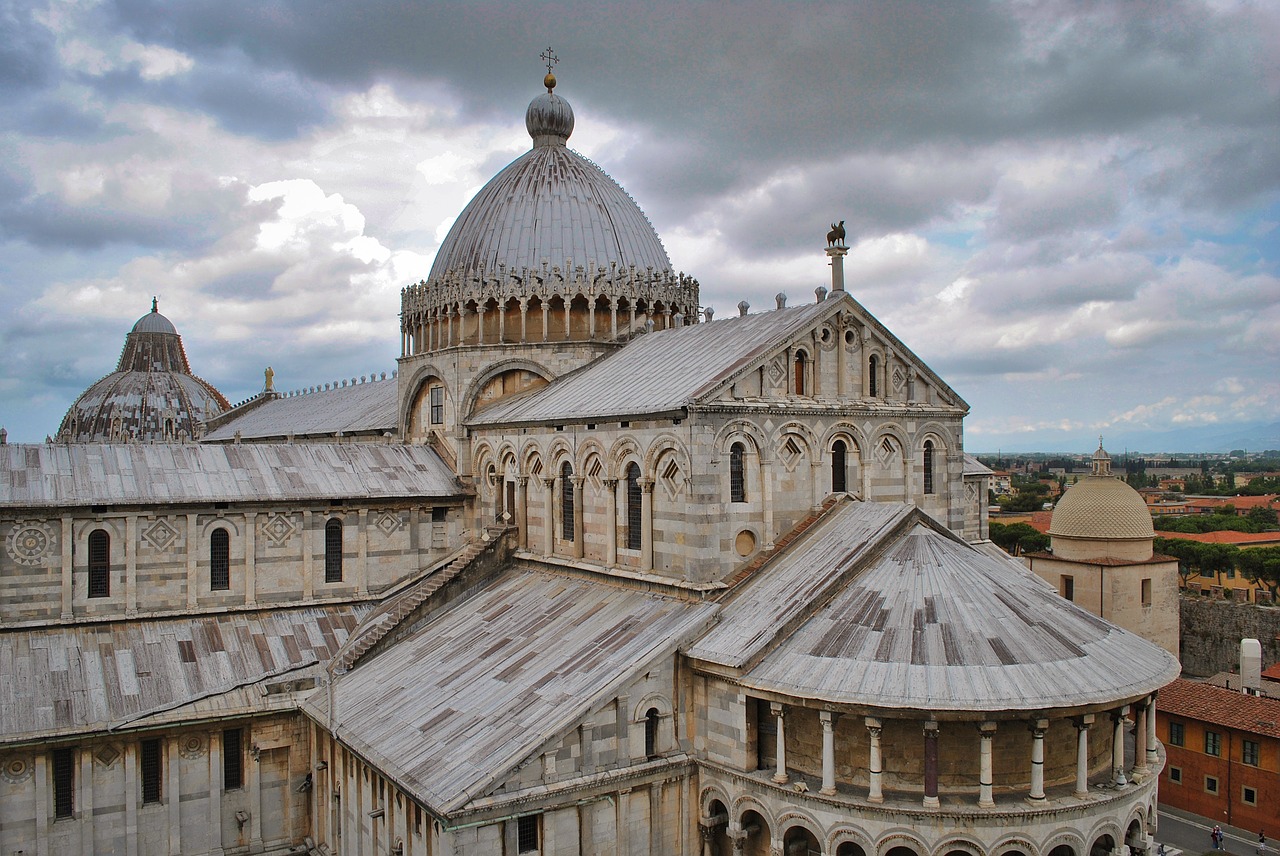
[989,522,1048,555]
[1244,505,1278,528]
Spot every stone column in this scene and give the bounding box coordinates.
[603,478,618,566]
[564,300,571,340]
[1132,699,1149,775]
[1112,706,1129,787]
[497,302,506,343]
[79,749,94,853]
[209,731,223,854]
[810,459,824,510]
[1146,695,1159,766]
[516,476,529,548]
[357,509,368,594]
[1074,714,1094,797]
[866,717,883,803]
[244,512,257,606]
[571,476,585,559]
[1029,719,1048,802]
[761,460,775,550]
[61,516,74,618]
[923,720,940,808]
[699,821,714,856]
[34,750,49,856]
[519,299,529,343]
[168,738,181,854]
[728,825,747,855]
[820,711,837,795]
[125,742,139,856]
[302,510,314,598]
[125,513,138,615]
[185,512,198,609]
[640,478,654,572]
[476,305,486,345]
[541,303,550,342]
[541,477,555,555]
[978,721,996,807]
[770,703,788,784]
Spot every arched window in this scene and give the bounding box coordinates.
[324,519,343,583]
[210,528,230,591]
[560,462,575,542]
[729,443,746,503]
[626,463,642,551]
[868,355,879,397]
[923,440,936,495]
[831,440,847,493]
[645,707,661,759]
[793,350,807,396]
[88,529,110,598]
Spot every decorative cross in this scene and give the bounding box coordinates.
[541,47,559,75]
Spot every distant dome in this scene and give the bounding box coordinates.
[1049,441,1154,561]
[427,86,672,282]
[57,300,229,443]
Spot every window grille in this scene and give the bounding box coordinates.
[560,463,574,541]
[141,739,162,804]
[325,519,343,582]
[88,529,110,597]
[210,528,230,591]
[429,385,444,425]
[626,463,642,551]
[923,441,935,495]
[645,707,660,759]
[729,443,746,503]
[831,440,847,493]
[223,728,243,790]
[517,815,539,853]
[53,748,75,818]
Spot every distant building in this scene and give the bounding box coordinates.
[1027,442,1181,656]
[1157,678,1279,834]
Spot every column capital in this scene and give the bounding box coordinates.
[820,710,836,728]
[864,715,882,729]
[978,721,998,736]
[1029,718,1049,736]
[770,701,785,718]
[923,719,940,736]
[602,478,619,489]
[1075,713,1096,729]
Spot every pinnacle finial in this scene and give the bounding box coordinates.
[151,296,158,313]
[540,46,559,91]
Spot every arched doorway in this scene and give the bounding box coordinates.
[1048,846,1077,856]
[704,799,730,855]
[836,844,867,856]
[1090,835,1116,856]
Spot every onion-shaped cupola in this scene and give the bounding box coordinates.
[401,65,699,355]
[57,299,230,442]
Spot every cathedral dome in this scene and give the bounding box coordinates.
[427,88,671,281]
[57,299,230,443]
[1048,442,1154,561]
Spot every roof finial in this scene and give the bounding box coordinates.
[540,46,559,92]
[151,296,158,313]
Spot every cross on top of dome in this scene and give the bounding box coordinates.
[540,46,559,92]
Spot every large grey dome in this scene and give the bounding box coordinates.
[57,300,229,442]
[427,88,672,281]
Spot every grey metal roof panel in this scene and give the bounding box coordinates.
[0,442,462,507]
[0,604,367,743]
[311,568,716,814]
[963,453,994,476]
[469,301,836,425]
[204,378,397,441]
[686,500,911,668]
[736,510,1179,711]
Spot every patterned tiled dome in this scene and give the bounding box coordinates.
[1049,475,1155,541]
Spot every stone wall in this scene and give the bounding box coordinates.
[1178,594,1280,677]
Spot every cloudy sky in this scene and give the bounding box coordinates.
[2,1,1277,451]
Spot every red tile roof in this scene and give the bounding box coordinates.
[1185,495,1280,511]
[1160,678,1280,739]
[1154,530,1280,546]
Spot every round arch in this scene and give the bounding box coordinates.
[827,827,875,856]
[458,358,555,419]
[931,836,984,856]
[398,361,450,437]
[198,517,242,539]
[714,419,768,458]
[877,830,928,856]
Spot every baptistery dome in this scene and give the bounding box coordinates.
[57,299,229,442]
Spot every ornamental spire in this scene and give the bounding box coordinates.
[540,46,559,92]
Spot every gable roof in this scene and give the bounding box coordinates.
[468,300,834,425]
[203,378,397,441]
[0,442,462,507]
[307,567,716,815]
[1160,678,1280,739]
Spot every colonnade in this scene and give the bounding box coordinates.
[759,695,1159,808]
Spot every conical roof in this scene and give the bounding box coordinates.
[57,300,229,442]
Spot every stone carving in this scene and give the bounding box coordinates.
[6,522,55,567]
[95,744,121,767]
[826,220,846,246]
[141,518,180,552]
[261,512,299,548]
[2,756,32,783]
[374,511,403,538]
[178,733,206,759]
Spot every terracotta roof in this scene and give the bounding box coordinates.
[1154,530,1280,546]
[1159,678,1280,739]
[1185,495,1280,511]
[1263,664,1280,681]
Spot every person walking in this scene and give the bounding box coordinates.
[1258,831,1268,856]
[1213,826,1224,851]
